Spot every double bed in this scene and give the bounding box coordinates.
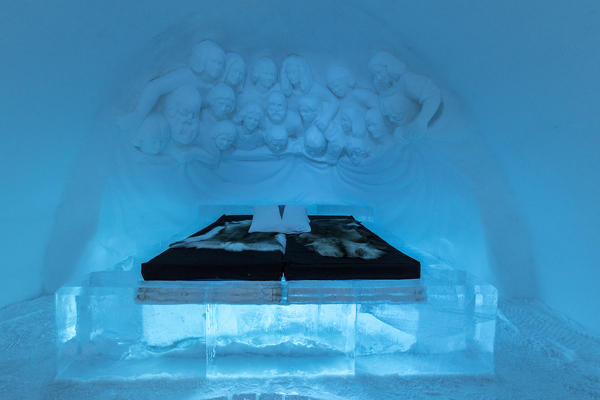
[57,211,498,380]
[141,214,420,281]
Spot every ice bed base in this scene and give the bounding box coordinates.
[55,268,497,380]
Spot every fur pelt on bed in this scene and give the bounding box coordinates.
[295,219,386,259]
[170,220,286,253]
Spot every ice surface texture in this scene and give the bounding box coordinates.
[55,267,496,380]
[2,293,599,399]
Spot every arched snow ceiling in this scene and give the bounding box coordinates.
[1,0,598,335]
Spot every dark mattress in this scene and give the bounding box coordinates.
[141,215,420,281]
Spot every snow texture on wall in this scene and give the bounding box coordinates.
[1,0,598,336]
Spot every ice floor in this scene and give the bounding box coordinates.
[1,296,599,399]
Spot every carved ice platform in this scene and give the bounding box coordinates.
[55,266,496,380]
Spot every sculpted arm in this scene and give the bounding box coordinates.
[403,72,441,130]
[352,88,379,109]
[120,68,197,131]
[314,85,339,131]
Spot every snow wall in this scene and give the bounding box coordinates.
[0,0,598,336]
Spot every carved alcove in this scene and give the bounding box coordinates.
[77,9,490,287]
[121,40,441,170]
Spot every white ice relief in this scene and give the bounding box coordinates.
[119,41,442,167]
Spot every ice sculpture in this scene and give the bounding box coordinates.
[222,52,246,93]
[298,95,322,127]
[304,125,328,158]
[264,125,289,154]
[120,40,442,166]
[55,265,497,380]
[264,91,302,137]
[132,113,170,155]
[248,57,278,94]
[281,55,338,132]
[234,102,265,151]
[189,40,226,86]
[345,136,371,166]
[205,83,236,121]
[327,65,378,109]
[368,52,441,132]
[119,40,225,132]
[162,85,202,145]
[280,55,313,98]
[212,120,238,152]
[365,107,391,141]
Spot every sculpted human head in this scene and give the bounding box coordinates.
[237,102,264,132]
[340,107,366,137]
[365,108,390,140]
[346,137,369,165]
[281,55,312,96]
[264,125,288,154]
[134,113,170,155]
[223,53,246,89]
[207,83,236,121]
[379,92,419,127]
[189,40,226,82]
[304,125,327,157]
[251,57,277,92]
[368,52,407,94]
[298,95,320,125]
[212,120,238,151]
[327,66,356,98]
[340,110,353,134]
[163,85,202,144]
[267,91,287,124]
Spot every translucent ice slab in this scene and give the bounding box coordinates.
[55,266,497,380]
[206,303,356,377]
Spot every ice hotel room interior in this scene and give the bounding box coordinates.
[1,1,599,399]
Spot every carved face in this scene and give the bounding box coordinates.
[244,112,261,132]
[212,97,234,120]
[298,97,319,125]
[254,59,277,91]
[136,114,170,155]
[347,139,369,165]
[212,121,237,151]
[166,110,199,144]
[267,92,287,124]
[190,41,226,81]
[286,62,301,86]
[327,67,354,98]
[225,61,245,88]
[207,84,235,121]
[206,53,225,81]
[340,111,353,133]
[304,126,327,157]
[370,64,395,93]
[163,86,202,145]
[365,109,389,139]
[241,104,263,132]
[265,126,288,154]
[328,78,352,98]
[213,134,231,151]
[380,93,418,127]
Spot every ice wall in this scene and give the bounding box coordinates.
[0,0,202,307]
[373,0,600,335]
[1,1,598,335]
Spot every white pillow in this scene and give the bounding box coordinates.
[281,205,311,234]
[249,205,283,233]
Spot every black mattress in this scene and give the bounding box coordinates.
[141,215,284,281]
[141,214,420,281]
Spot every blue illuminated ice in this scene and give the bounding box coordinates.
[55,265,496,380]
[206,303,356,377]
